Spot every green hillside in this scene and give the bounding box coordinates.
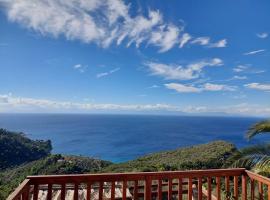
[0,129,52,170]
[103,141,237,172]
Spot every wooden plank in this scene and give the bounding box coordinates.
[246,170,270,185]
[61,183,65,200]
[158,179,162,200]
[267,185,270,200]
[178,178,182,200]
[87,182,91,200]
[233,176,238,200]
[74,183,79,200]
[144,177,151,200]
[122,181,127,200]
[168,178,173,200]
[188,178,192,200]
[7,179,31,200]
[241,175,247,200]
[27,168,246,184]
[111,182,115,200]
[99,182,103,200]
[250,179,254,200]
[33,184,38,200]
[225,176,230,200]
[258,182,263,200]
[207,177,211,200]
[216,177,221,200]
[198,177,202,200]
[134,180,138,200]
[47,183,52,200]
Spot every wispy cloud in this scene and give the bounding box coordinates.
[145,58,223,80]
[73,64,87,73]
[233,64,265,74]
[243,49,266,55]
[96,67,120,78]
[147,85,160,89]
[257,32,268,39]
[165,83,236,93]
[2,0,227,52]
[232,75,247,80]
[1,94,269,116]
[191,37,227,48]
[245,83,270,92]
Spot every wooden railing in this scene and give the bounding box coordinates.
[7,168,270,200]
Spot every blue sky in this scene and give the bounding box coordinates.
[0,0,269,116]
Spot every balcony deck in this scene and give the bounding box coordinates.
[7,168,270,200]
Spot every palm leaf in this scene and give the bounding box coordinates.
[246,120,270,140]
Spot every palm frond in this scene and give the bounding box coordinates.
[246,120,270,140]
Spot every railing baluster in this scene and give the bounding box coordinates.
[178,178,182,200]
[250,179,255,200]
[168,178,173,200]
[158,179,162,200]
[188,178,193,200]
[225,176,230,200]
[33,184,38,200]
[258,182,263,200]
[47,183,52,200]
[145,177,151,200]
[207,177,211,200]
[99,182,103,200]
[267,185,270,200]
[87,182,92,200]
[134,180,138,200]
[216,177,221,200]
[74,183,79,200]
[111,181,115,200]
[61,183,65,200]
[122,181,127,200]
[233,176,238,200]
[241,175,247,200]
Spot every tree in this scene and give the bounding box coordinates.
[246,120,270,140]
[231,120,270,176]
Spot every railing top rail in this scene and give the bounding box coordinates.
[27,168,245,184]
[246,170,270,185]
[6,179,30,200]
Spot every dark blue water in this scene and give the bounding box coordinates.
[0,113,267,162]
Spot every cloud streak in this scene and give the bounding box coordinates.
[245,83,270,91]
[243,49,266,55]
[145,58,223,80]
[96,67,120,78]
[2,0,227,52]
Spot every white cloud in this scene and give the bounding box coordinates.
[233,65,249,72]
[257,32,268,39]
[165,83,201,93]
[191,37,210,45]
[73,64,82,69]
[208,39,227,48]
[148,85,160,89]
[145,58,223,80]
[243,49,266,55]
[1,94,269,116]
[2,0,227,52]
[165,83,236,93]
[73,64,87,73]
[232,75,247,80]
[191,37,227,48]
[96,67,120,78]
[179,33,192,48]
[245,83,270,91]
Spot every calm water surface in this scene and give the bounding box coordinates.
[0,113,267,162]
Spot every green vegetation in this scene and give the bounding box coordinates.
[102,141,237,172]
[0,154,112,199]
[0,129,52,170]
[231,120,270,176]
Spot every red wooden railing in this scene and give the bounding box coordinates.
[7,168,270,200]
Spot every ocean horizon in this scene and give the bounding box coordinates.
[0,113,267,163]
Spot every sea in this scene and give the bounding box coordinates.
[0,113,267,163]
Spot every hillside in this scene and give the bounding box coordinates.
[0,154,112,199]
[0,129,52,170]
[103,141,237,172]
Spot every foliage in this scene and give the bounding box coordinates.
[246,120,270,140]
[102,141,237,173]
[0,154,112,199]
[0,129,52,170]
